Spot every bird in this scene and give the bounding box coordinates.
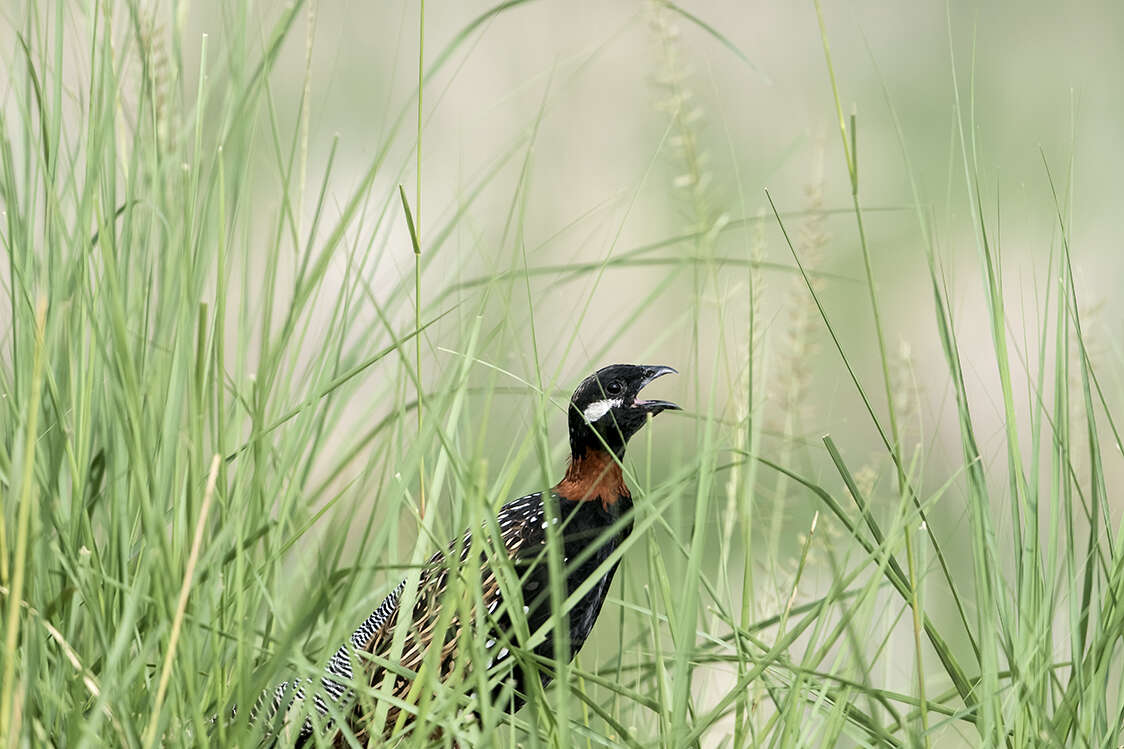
[258,364,678,745]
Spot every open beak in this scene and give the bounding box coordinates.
[635,365,680,413]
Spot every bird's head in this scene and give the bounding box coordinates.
[567,364,679,459]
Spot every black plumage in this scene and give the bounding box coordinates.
[263,364,678,744]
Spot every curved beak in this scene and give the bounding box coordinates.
[636,365,680,413]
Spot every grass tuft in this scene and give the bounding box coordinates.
[1,2,1120,747]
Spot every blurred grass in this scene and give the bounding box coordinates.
[2,0,1122,747]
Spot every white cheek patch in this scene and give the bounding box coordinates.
[583,398,622,422]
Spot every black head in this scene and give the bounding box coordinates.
[568,364,679,458]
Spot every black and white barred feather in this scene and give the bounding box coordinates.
[261,492,554,744]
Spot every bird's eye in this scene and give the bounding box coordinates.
[606,380,623,396]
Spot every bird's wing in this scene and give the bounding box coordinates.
[255,493,552,743]
[348,492,547,702]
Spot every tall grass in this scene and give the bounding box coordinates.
[2,1,1121,747]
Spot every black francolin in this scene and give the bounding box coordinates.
[262,364,678,745]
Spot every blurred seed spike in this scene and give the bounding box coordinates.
[764,137,831,604]
[139,6,176,152]
[890,337,922,440]
[647,0,718,238]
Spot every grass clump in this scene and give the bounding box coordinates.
[1,1,1121,747]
